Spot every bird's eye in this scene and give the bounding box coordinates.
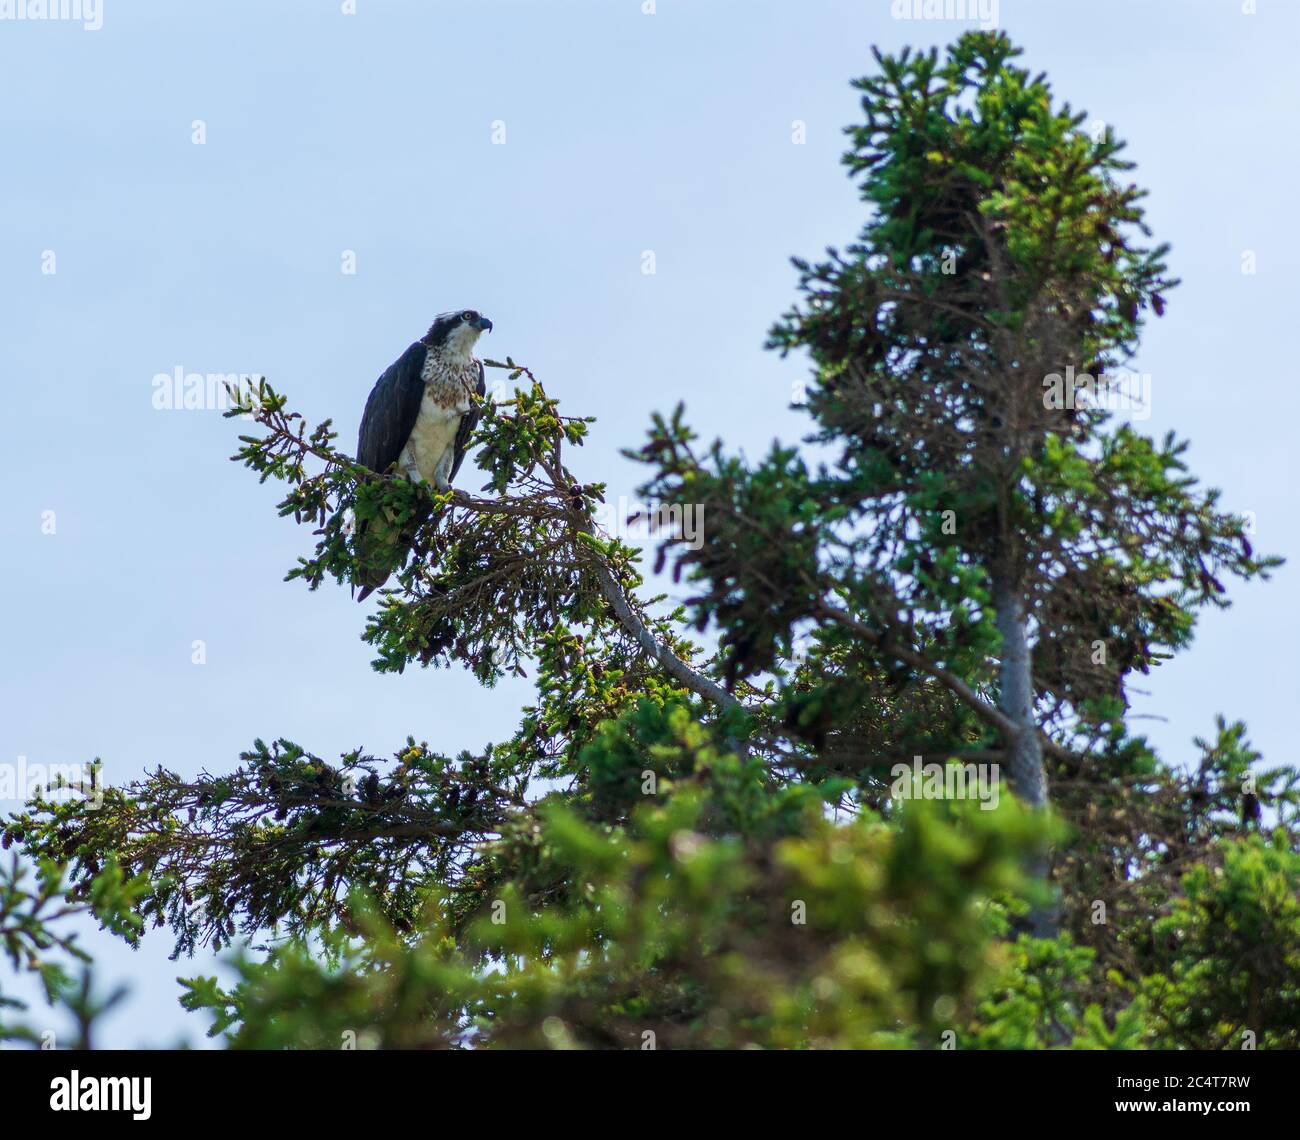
[462,310,477,322]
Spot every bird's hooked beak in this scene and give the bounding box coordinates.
[475,315,493,333]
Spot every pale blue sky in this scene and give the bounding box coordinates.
[1,0,1296,1048]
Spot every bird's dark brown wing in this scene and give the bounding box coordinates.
[354,342,427,602]
[358,342,426,472]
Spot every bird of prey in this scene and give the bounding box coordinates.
[352,309,492,599]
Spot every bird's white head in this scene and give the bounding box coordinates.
[426,309,493,362]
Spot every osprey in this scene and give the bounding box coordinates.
[353,309,492,599]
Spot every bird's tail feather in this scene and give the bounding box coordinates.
[350,498,435,603]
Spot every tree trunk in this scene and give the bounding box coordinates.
[991,569,1057,938]
[992,574,1045,807]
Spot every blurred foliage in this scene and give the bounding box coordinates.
[0,850,145,1047]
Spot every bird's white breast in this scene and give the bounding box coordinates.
[400,348,477,483]
[403,394,462,482]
